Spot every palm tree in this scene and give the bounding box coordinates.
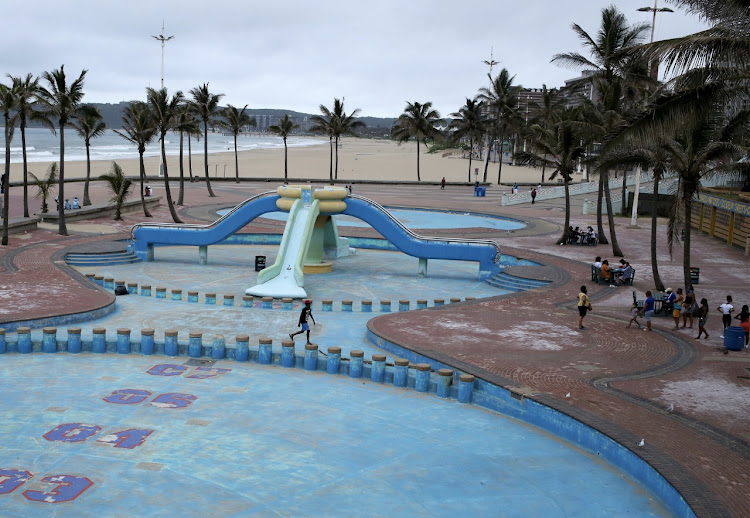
[527,85,563,183]
[146,87,184,223]
[268,114,299,183]
[330,98,365,180]
[189,83,224,197]
[114,101,157,217]
[71,105,106,207]
[516,106,587,245]
[391,101,441,181]
[218,104,256,183]
[9,74,41,218]
[29,163,58,214]
[449,98,486,182]
[478,69,523,184]
[309,104,337,183]
[175,104,201,204]
[36,65,87,236]
[0,82,18,245]
[99,162,132,220]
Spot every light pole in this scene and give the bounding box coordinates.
[630,1,673,227]
[481,48,500,179]
[152,22,174,177]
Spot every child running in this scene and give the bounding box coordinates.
[626,302,642,329]
[290,300,316,345]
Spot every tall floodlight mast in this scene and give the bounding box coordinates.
[152,21,174,88]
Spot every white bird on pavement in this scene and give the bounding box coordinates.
[638,439,645,447]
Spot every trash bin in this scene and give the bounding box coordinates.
[254,255,266,272]
[724,326,746,351]
[478,186,486,197]
[689,267,700,285]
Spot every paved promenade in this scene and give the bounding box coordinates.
[1,179,748,517]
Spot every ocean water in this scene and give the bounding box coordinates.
[0,127,324,164]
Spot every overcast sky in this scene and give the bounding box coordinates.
[4,0,706,118]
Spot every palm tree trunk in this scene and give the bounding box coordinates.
[203,121,216,197]
[329,137,333,184]
[178,131,185,206]
[468,138,473,182]
[603,173,623,257]
[139,152,151,218]
[541,164,546,183]
[234,134,240,183]
[650,172,664,291]
[188,135,194,182]
[162,136,183,223]
[2,120,11,245]
[482,134,492,182]
[83,143,92,206]
[58,124,68,236]
[21,124,29,217]
[597,170,608,244]
[416,140,421,182]
[559,178,571,245]
[496,133,505,185]
[334,137,340,180]
[283,138,288,183]
[620,168,629,216]
[683,190,693,291]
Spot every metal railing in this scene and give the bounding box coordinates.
[348,194,502,263]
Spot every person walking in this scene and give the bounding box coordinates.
[289,300,316,345]
[626,302,642,329]
[671,288,684,330]
[681,294,696,328]
[441,177,445,190]
[717,295,734,331]
[733,305,750,346]
[643,291,655,331]
[531,187,537,204]
[696,298,710,339]
[577,285,592,330]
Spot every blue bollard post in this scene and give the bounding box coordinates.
[282,298,293,310]
[258,338,272,365]
[235,335,249,362]
[458,374,475,404]
[188,291,199,303]
[322,299,333,312]
[223,295,234,307]
[42,327,57,353]
[67,328,82,353]
[398,300,410,312]
[94,275,104,286]
[437,369,453,398]
[342,300,353,312]
[104,277,115,290]
[349,350,364,378]
[326,346,341,374]
[155,287,166,299]
[171,289,182,301]
[361,300,372,313]
[465,297,476,302]
[371,354,386,383]
[127,283,138,295]
[188,332,203,358]
[304,343,318,371]
[393,358,409,387]
[262,297,273,309]
[281,340,295,368]
[415,363,431,393]
[0,328,6,354]
[17,327,31,354]
[164,330,179,356]
[450,297,461,304]
[417,299,428,310]
[92,327,107,353]
[85,273,96,284]
[379,300,391,313]
[141,329,155,355]
[116,328,131,354]
[211,335,226,360]
[205,293,216,305]
[242,295,254,308]
[140,284,152,297]
[433,298,445,307]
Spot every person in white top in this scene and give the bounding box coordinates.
[717,295,734,330]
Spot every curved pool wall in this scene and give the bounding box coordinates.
[364,327,694,518]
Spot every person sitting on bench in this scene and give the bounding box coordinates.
[71,197,81,209]
[64,199,71,210]
[600,259,612,283]
[616,261,633,285]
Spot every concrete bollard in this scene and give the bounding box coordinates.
[258,337,272,365]
[398,300,410,312]
[415,363,431,392]
[42,327,57,353]
[380,300,391,313]
[242,295,253,308]
[94,275,104,286]
[140,285,152,297]
[141,329,155,355]
[281,340,295,368]
[188,332,203,358]
[326,346,341,374]
[262,297,273,309]
[450,297,461,304]
[116,328,131,354]
[458,374,475,403]
[17,327,31,354]
[235,335,249,362]
[127,282,138,295]
[0,328,5,354]
[67,328,82,353]
[211,335,226,360]
[437,369,453,398]
[393,358,409,387]
[155,287,166,299]
[361,300,372,312]
[205,293,216,305]
[434,299,445,307]
[342,300,353,312]
[171,289,182,301]
[164,330,179,356]
[416,299,428,310]
[304,343,318,371]
[104,277,114,289]
[92,327,107,353]
[349,350,364,378]
[371,354,386,383]
[282,298,293,310]
[465,297,476,301]
[223,295,235,307]
[188,291,199,303]
[322,299,333,312]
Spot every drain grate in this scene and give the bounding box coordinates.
[184,358,216,366]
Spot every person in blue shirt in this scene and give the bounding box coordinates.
[72,197,80,209]
[643,290,655,331]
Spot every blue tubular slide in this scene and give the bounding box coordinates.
[341,195,500,280]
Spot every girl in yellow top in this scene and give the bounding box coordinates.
[578,285,592,330]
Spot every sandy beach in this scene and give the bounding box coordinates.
[7,137,558,187]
